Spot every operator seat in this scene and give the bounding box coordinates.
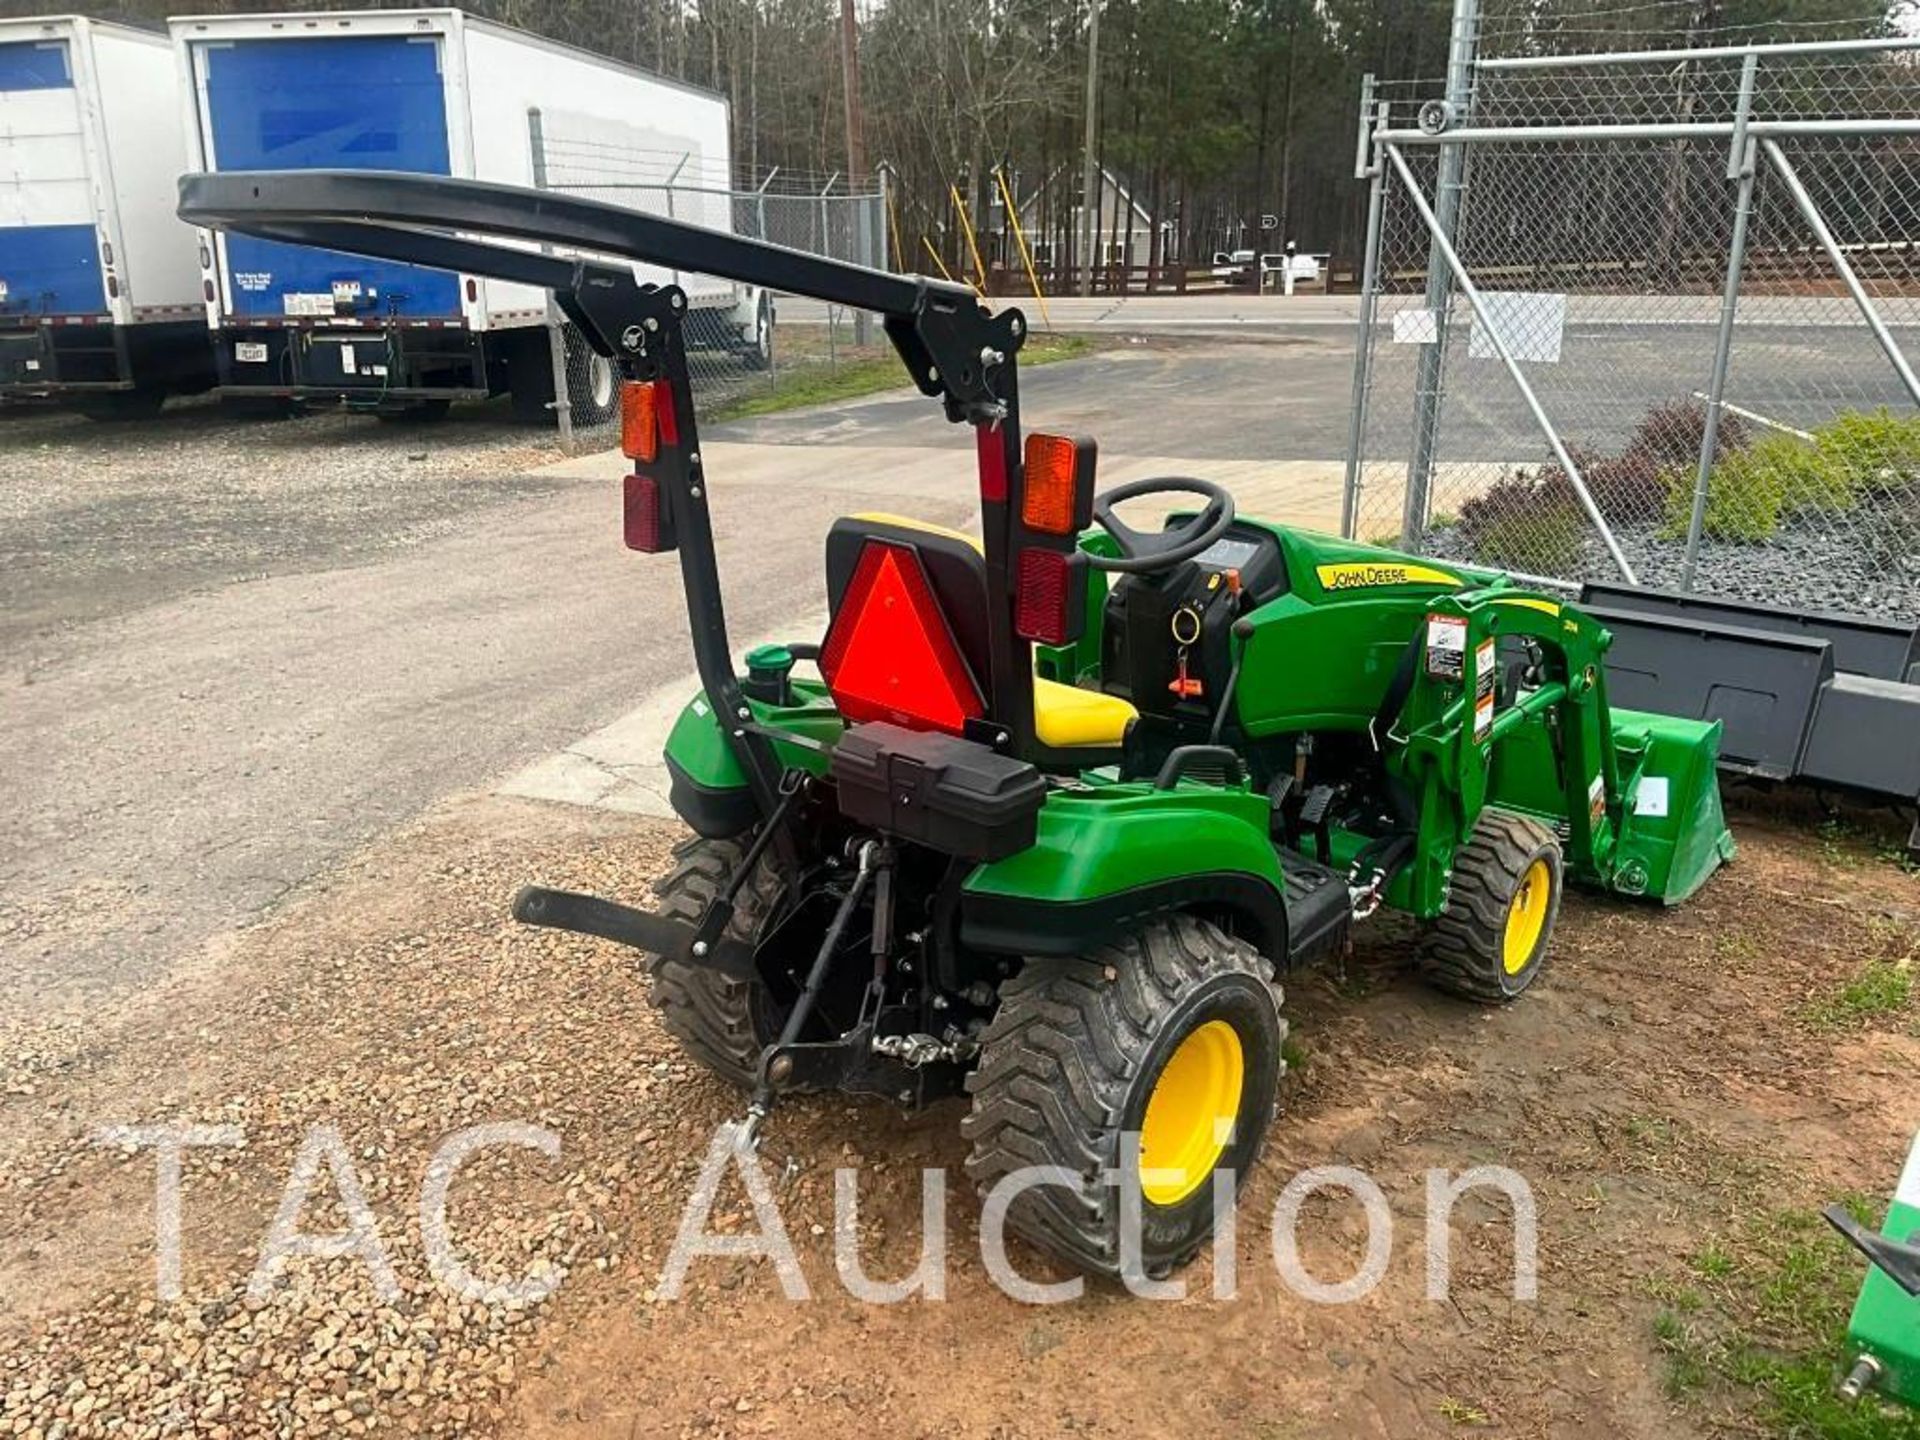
[824,513,1138,750]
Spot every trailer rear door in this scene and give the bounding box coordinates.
[195,33,461,320]
[0,38,106,319]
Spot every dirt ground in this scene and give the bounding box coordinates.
[0,791,1915,1440]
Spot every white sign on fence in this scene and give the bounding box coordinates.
[1469,291,1568,365]
[1392,308,1439,345]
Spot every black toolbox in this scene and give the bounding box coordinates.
[830,722,1048,862]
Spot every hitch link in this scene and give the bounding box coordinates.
[737,840,883,1150]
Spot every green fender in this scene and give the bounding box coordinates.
[662,681,841,835]
[959,783,1290,958]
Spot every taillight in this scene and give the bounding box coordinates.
[203,279,215,303]
[621,380,675,462]
[106,273,119,300]
[1021,433,1094,536]
[623,473,675,553]
[1014,546,1082,646]
[975,423,1008,502]
[464,278,477,302]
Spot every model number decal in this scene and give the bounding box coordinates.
[1316,561,1461,591]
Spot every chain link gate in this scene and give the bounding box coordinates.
[525,109,888,448]
[1342,34,1920,619]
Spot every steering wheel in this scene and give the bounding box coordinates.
[1087,477,1236,575]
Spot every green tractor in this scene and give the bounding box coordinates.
[181,169,1736,1279]
[1829,1132,1920,1411]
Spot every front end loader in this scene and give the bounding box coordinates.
[180,168,1735,1279]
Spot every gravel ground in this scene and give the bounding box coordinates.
[1422,513,1920,618]
[0,397,564,650]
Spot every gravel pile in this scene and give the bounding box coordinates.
[1421,515,1920,618]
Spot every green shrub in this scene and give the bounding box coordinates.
[1472,496,1586,575]
[1661,432,1850,542]
[1814,408,1920,495]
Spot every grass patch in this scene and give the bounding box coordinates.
[1804,957,1913,1030]
[1650,1203,1920,1439]
[1437,1396,1492,1426]
[707,330,1094,423]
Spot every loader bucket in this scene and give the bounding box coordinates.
[1606,707,1737,905]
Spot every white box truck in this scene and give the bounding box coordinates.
[0,16,212,417]
[170,8,769,421]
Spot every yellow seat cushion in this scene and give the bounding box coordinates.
[844,512,1137,748]
[1034,676,1136,748]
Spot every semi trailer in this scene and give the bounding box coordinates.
[0,15,212,417]
[169,8,767,420]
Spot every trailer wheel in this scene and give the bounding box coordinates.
[739,296,773,371]
[961,915,1285,1279]
[644,833,786,1090]
[1418,810,1563,1004]
[565,329,619,426]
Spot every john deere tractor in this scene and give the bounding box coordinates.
[181,170,1736,1279]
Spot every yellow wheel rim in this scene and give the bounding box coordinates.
[1138,1020,1244,1206]
[1503,857,1553,975]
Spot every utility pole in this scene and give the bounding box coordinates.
[1079,0,1101,297]
[839,0,871,342]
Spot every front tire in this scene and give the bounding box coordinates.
[644,834,785,1089]
[1418,809,1563,1004]
[962,915,1286,1278]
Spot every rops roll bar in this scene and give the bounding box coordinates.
[176,169,1042,791]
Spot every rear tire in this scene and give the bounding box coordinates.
[962,915,1286,1278]
[1417,809,1563,1004]
[644,834,785,1090]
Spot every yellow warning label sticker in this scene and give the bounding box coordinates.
[1315,561,1462,591]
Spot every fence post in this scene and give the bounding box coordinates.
[1341,87,1389,540]
[1682,52,1760,591]
[526,107,573,448]
[1401,0,1480,547]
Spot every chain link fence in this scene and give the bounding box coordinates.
[526,112,888,448]
[1344,36,1920,618]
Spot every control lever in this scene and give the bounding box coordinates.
[1208,617,1257,745]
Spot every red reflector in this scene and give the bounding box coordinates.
[975,424,1007,503]
[655,381,679,445]
[820,541,985,734]
[622,472,674,552]
[1015,547,1074,646]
